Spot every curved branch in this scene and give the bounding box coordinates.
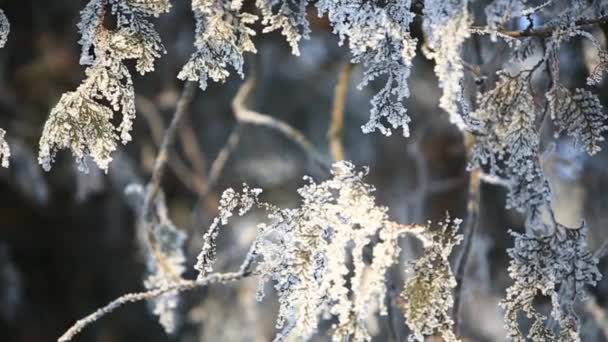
[231,76,331,171]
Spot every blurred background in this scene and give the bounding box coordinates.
[1,0,608,341]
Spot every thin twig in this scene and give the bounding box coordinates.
[328,63,354,161]
[232,76,331,171]
[471,15,608,38]
[136,96,207,196]
[144,81,197,207]
[206,124,243,194]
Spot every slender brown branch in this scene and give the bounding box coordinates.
[471,15,608,38]
[328,63,354,161]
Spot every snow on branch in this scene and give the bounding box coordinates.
[39,0,170,172]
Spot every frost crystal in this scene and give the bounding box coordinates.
[423,0,471,129]
[39,0,168,172]
[256,0,310,56]
[547,84,608,155]
[178,0,258,90]
[500,224,601,341]
[401,216,463,342]
[317,0,416,137]
[470,73,550,211]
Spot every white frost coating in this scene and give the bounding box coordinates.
[178,0,257,90]
[0,129,9,168]
[39,0,169,172]
[500,223,601,341]
[317,0,416,137]
[0,9,10,48]
[423,0,470,131]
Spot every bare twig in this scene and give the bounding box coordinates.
[136,96,207,196]
[178,119,208,186]
[206,124,243,194]
[328,63,354,161]
[471,15,608,38]
[232,76,330,171]
[144,81,197,207]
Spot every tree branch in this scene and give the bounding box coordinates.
[328,63,354,162]
[232,76,330,171]
[58,271,249,342]
[471,15,608,38]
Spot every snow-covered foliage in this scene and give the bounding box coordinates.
[401,216,463,342]
[194,162,459,342]
[317,0,416,137]
[547,84,608,155]
[31,1,608,341]
[256,0,310,56]
[500,223,601,341]
[38,0,169,172]
[469,72,550,212]
[422,0,471,129]
[178,0,257,90]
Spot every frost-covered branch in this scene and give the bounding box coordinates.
[472,15,608,38]
[58,270,252,342]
